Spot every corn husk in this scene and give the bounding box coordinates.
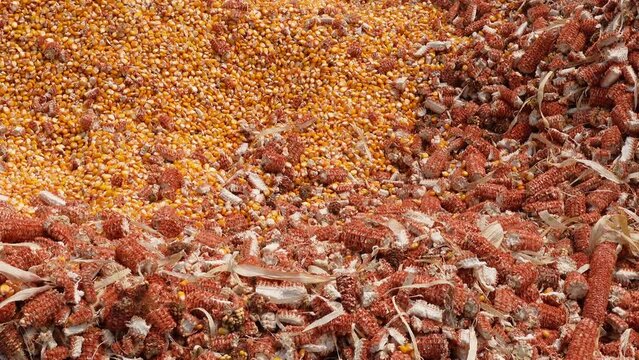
[577,264,590,273]
[247,172,268,192]
[0,242,42,251]
[232,263,334,284]
[480,222,504,248]
[130,220,162,237]
[539,210,567,231]
[255,124,292,142]
[385,279,453,295]
[384,219,409,249]
[157,251,185,268]
[38,190,66,206]
[0,261,44,283]
[159,270,196,281]
[538,71,554,125]
[220,188,243,205]
[422,98,447,114]
[193,308,217,337]
[304,305,345,332]
[403,211,435,228]
[620,207,639,225]
[513,251,556,265]
[0,285,53,309]
[255,283,308,304]
[95,269,131,290]
[351,123,373,162]
[392,296,420,360]
[479,302,510,320]
[590,213,639,256]
[573,159,623,184]
[620,328,633,359]
[467,327,478,360]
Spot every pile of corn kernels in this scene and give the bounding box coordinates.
[1,0,639,359]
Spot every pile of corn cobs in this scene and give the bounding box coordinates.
[2,0,639,359]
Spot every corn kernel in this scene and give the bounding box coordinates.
[0,283,14,297]
[399,344,413,353]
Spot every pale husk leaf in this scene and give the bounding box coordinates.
[467,327,478,360]
[304,305,345,332]
[574,159,623,184]
[0,285,53,309]
[385,279,453,295]
[481,222,504,248]
[95,268,131,290]
[538,71,554,124]
[0,261,44,283]
[233,263,335,284]
[513,251,556,265]
[157,251,185,268]
[621,207,639,225]
[538,210,567,231]
[392,296,420,360]
[192,308,217,338]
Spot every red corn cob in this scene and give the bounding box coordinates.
[516,31,558,74]
[341,220,388,252]
[534,303,566,329]
[605,313,628,334]
[493,287,526,313]
[416,334,449,360]
[504,230,543,252]
[0,324,26,360]
[582,242,617,325]
[336,274,361,313]
[564,192,586,217]
[19,289,64,328]
[526,167,565,195]
[564,271,589,300]
[586,182,620,212]
[115,236,156,273]
[0,216,46,243]
[565,318,599,360]
[354,308,381,337]
[422,149,450,179]
[496,189,526,211]
[146,306,177,334]
[463,234,514,273]
[522,200,564,215]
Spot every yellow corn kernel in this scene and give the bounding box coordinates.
[399,344,413,353]
[177,291,186,301]
[217,327,229,335]
[0,283,14,297]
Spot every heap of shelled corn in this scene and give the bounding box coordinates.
[1,0,639,358]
